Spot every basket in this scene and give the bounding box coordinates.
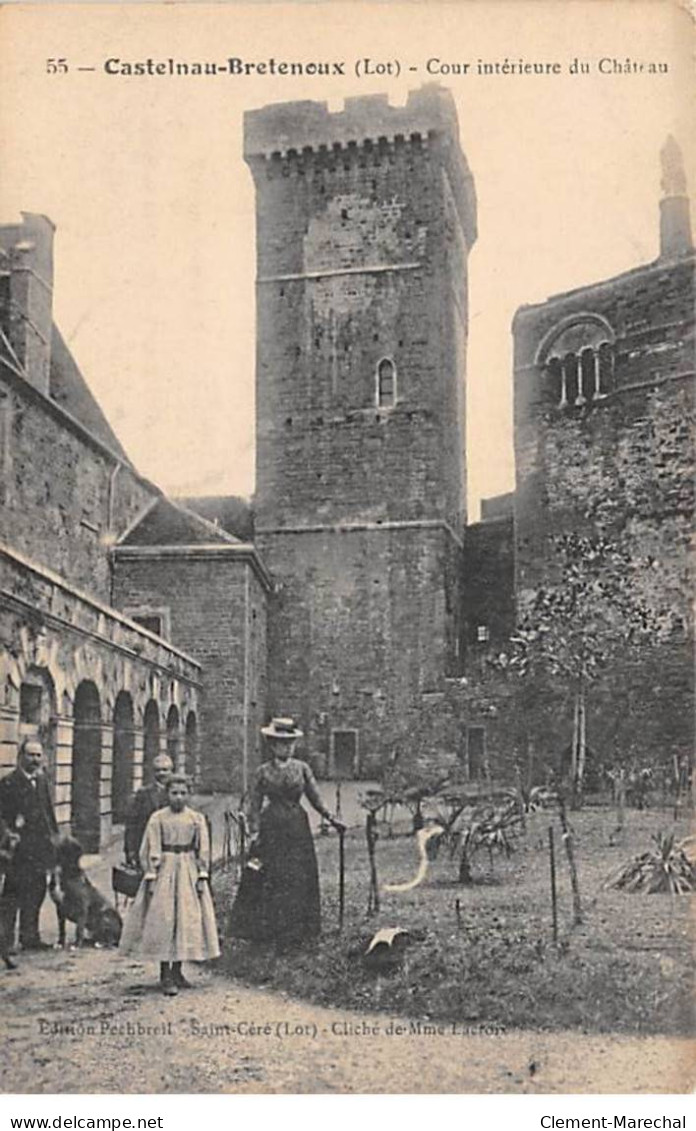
[112,863,142,900]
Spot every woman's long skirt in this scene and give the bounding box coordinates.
[120,853,220,962]
[229,802,321,944]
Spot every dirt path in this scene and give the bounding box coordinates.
[1,946,693,1094]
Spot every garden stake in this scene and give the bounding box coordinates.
[338,826,345,931]
[455,897,463,929]
[239,819,246,882]
[548,825,558,946]
[614,768,626,844]
[557,797,583,926]
[366,811,380,914]
[515,760,527,832]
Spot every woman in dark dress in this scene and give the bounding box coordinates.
[229,718,344,947]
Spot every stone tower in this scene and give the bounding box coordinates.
[244,86,477,777]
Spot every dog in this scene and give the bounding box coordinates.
[50,837,122,948]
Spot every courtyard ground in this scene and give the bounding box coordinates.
[1,940,693,1093]
[219,805,695,1037]
[1,797,693,1093]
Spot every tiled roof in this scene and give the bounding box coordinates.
[121,496,242,547]
[177,495,255,542]
[49,324,131,462]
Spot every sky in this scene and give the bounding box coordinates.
[0,1,692,519]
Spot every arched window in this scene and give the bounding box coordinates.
[19,666,57,788]
[539,316,615,410]
[376,357,396,409]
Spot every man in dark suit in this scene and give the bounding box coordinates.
[0,738,58,951]
[124,754,173,867]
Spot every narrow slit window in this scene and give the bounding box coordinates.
[377,357,396,408]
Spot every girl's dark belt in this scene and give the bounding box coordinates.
[161,844,195,853]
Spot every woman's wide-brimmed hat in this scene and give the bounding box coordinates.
[261,717,304,740]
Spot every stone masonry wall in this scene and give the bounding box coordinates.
[112,551,268,792]
[0,371,155,603]
[511,254,695,773]
[462,515,515,655]
[260,524,462,778]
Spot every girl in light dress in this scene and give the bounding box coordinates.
[120,774,220,995]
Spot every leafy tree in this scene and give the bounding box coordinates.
[377,749,452,834]
[495,531,678,803]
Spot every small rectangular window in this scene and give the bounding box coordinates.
[477,625,490,642]
[132,614,163,637]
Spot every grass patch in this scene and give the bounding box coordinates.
[213,807,694,1035]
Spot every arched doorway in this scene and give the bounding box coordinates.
[72,681,102,853]
[111,692,135,823]
[142,700,161,784]
[185,711,198,783]
[18,666,57,789]
[166,704,181,769]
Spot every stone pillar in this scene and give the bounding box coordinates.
[99,721,114,849]
[132,726,145,792]
[54,715,74,830]
[0,701,19,777]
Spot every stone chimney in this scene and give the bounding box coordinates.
[659,136,693,260]
[0,212,55,394]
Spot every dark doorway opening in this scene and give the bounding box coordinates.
[72,681,102,853]
[111,692,135,824]
[166,704,180,769]
[331,730,358,780]
[143,700,161,784]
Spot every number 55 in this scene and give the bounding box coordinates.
[46,58,68,74]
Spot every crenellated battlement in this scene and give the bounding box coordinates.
[244,85,476,246]
[244,86,460,159]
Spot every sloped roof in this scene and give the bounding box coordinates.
[121,496,242,547]
[480,492,514,521]
[177,495,255,542]
[49,324,131,462]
